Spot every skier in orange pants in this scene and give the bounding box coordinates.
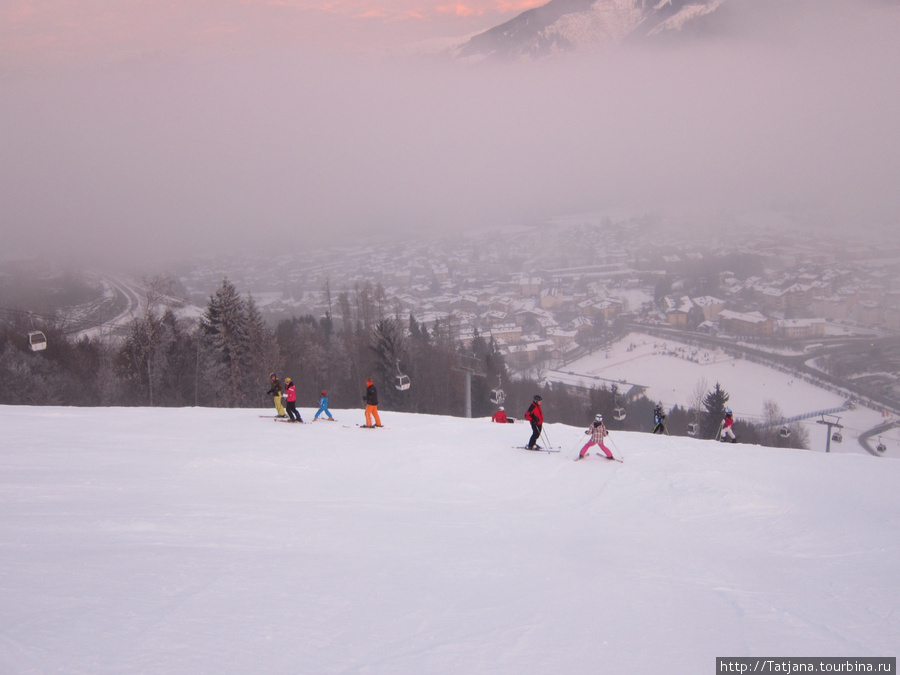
[363,377,382,428]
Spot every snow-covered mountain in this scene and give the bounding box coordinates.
[454,0,726,61]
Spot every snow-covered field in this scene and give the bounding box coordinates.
[553,332,898,455]
[2,405,898,674]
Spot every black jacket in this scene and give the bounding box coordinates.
[365,383,378,406]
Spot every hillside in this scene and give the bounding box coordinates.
[454,0,726,61]
[2,406,898,673]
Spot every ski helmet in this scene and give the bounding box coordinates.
[595,414,603,422]
[726,408,732,415]
[499,406,504,411]
[285,377,292,384]
[533,395,542,402]
[270,372,276,378]
[321,390,327,395]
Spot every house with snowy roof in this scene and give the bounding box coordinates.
[667,296,694,328]
[691,296,726,322]
[718,310,774,337]
[776,318,826,339]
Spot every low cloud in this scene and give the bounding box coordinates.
[1,0,898,267]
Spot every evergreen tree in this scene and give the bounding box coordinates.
[156,309,199,407]
[370,317,407,411]
[199,278,253,407]
[702,382,730,439]
[245,294,280,405]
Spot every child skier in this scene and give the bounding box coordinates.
[524,395,544,449]
[721,408,737,442]
[578,414,614,460]
[284,377,303,423]
[314,390,334,421]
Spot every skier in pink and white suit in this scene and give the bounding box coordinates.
[579,414,614,460]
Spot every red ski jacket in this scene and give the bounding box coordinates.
[525,402,543,425]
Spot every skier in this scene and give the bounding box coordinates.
[314,390,335,421]
[363,377,382,428]
[283,377,303,423]
[266,373,286,418]
[652,404,667,435]
[578,414,614,460]
[721,408,737,443]
[492,406,512,423]
[524,395,544,449]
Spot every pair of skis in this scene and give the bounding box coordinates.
[513,446,560,453]
[514,446,624,462]
[261,415,338,424]
[574,452,623,463]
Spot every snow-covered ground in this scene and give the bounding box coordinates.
[552,332,899,455]
[2,405,898,674]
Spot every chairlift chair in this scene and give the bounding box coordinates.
[490,375,506,406]
[28,331,47,352]
[394,361,410,391]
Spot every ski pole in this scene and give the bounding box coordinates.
[570,434,585,454]
[608,436,623,461]
[570,435,587,459]
[540,427,553,451]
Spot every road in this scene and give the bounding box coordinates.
[66,274,144,341]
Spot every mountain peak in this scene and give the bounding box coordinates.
[454,0,726,61]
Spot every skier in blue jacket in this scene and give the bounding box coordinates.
[652,404,667,435]
[314,390,335,421]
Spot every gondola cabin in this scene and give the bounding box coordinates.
[490,388,506,406]
[876,441,887,453]
[779,426,791,439]
[613,407,626,421]
[28,331,47,352]
[687,422,699,437]
[395,373,410,391]
[831,431,843,443]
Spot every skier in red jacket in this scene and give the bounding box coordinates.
[524,395,544,449]
[492,407,512,423]
[284,377,303,423]
[721,408,736,442]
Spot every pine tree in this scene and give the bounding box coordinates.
[702,382,730,439]
[200,278,252,407]
[370,317,407,411]
[245,294,280,405]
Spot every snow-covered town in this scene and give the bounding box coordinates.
[170,211,900,393]
[175,214,898,342]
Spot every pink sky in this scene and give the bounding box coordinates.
[0,0,543,68]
